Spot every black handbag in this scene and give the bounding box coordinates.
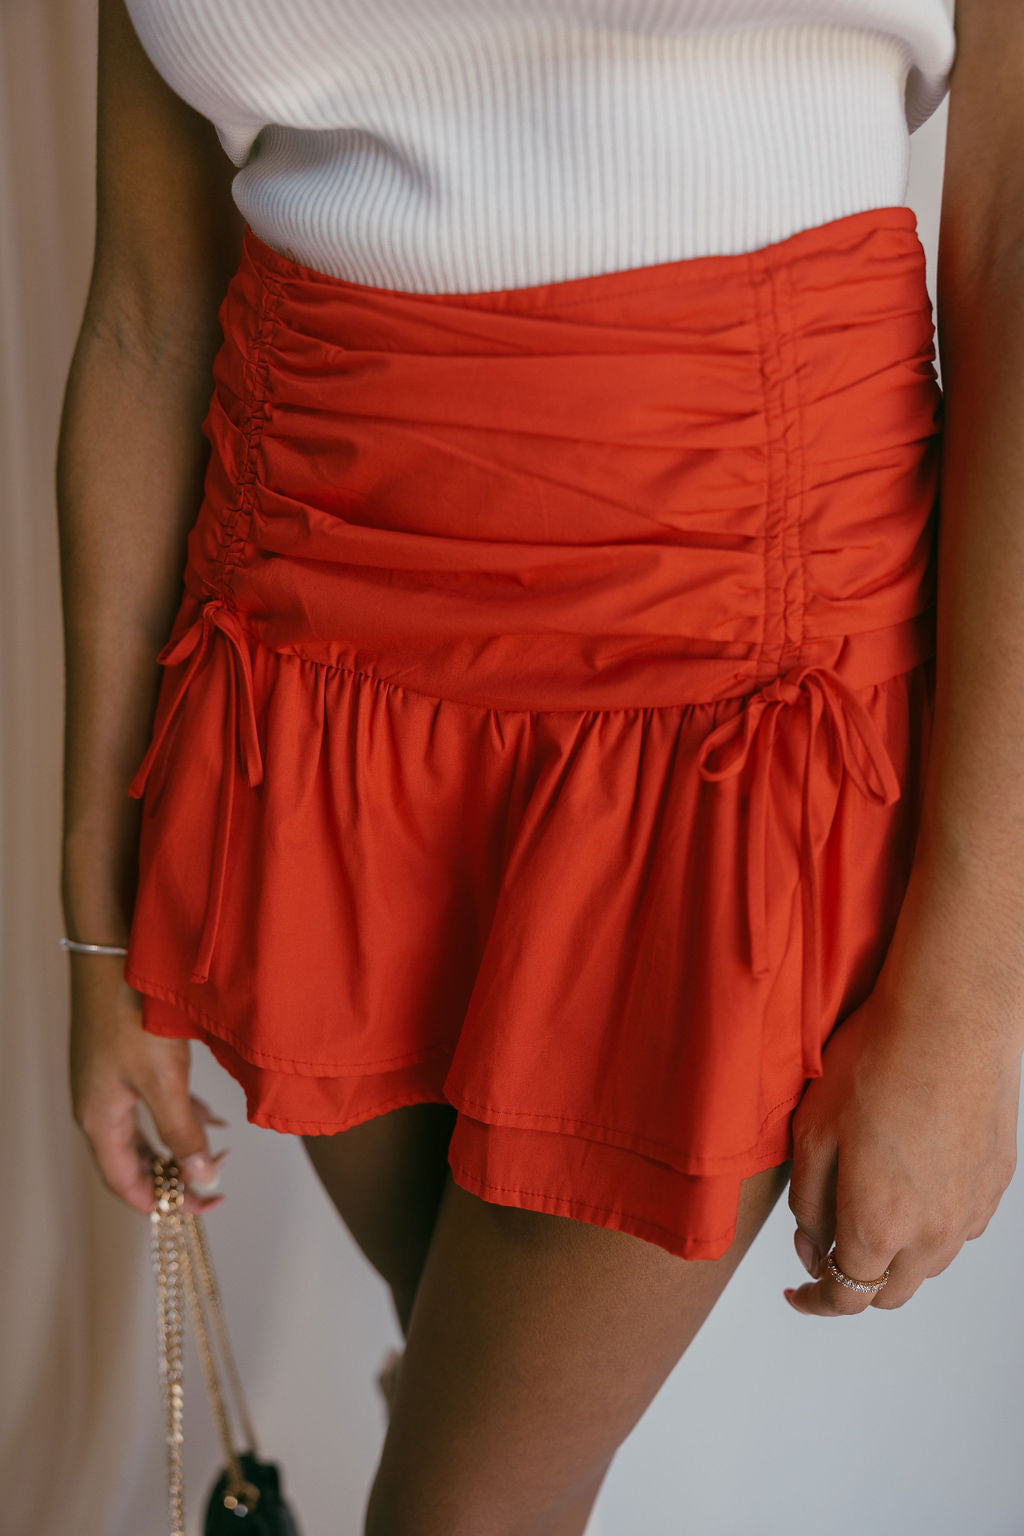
[150,1154,304,1536]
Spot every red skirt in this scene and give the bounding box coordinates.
[124,204,940,1261]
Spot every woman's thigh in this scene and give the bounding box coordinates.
[301,1102,459,1332]
[364,1155,793,1536]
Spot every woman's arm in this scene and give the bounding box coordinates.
[59,0,243,1214]
[784,0,1024,1317]
[59,0,243,940]
[875,0,1024,1042]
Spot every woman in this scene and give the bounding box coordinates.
[58,0,1022,1531]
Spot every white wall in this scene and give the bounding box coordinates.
[2,7,1020,1533]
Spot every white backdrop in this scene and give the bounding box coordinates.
[2,4,1022,1533]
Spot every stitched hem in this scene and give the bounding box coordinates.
[445,1086,804,1170]
[248,1093,455,1136]
[126,965,457,1074]
[445,1157,793,1262]
[127,965,806,1171]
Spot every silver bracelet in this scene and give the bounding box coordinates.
[59,936,129,956]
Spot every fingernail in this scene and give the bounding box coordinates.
[182,1152,220,1195]
[784,1288,803,1312]
[795,1234,820,1277]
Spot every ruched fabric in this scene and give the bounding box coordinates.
[124,204,941,1260]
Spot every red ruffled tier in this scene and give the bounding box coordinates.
[123,204,943,1261]
[126,617,934,1260]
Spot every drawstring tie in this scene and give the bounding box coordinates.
[128,596,264,984]
[696,664,902,1081]
[127,606,901,1052]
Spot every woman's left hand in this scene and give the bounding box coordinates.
[784,962,1021,1316]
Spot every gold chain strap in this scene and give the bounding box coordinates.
[149,1154,262,1534]
[186,1210,261,1457]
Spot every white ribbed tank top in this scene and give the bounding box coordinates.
[124,0,957,293]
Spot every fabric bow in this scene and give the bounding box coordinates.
[128,596,264,984]
[696,664,902,1079]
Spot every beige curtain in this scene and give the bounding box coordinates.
[4,3,1021,1534]
[0,1,155,1527]
[0,5,402,1533]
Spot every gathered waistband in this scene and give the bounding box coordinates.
[130,204,942,1016]
[178,203,941,714]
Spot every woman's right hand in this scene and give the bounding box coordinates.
[68,954,229,1216]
